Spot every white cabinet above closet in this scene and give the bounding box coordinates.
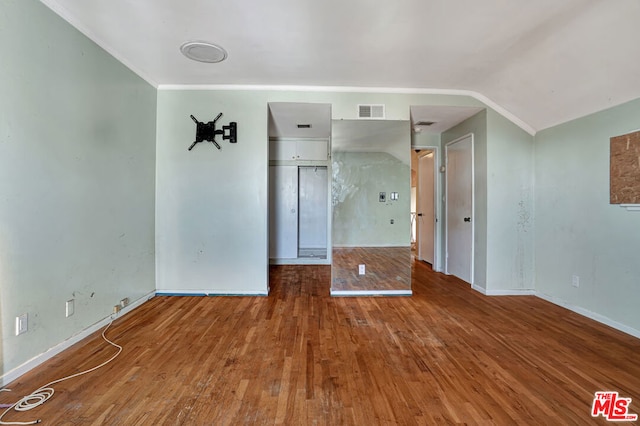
[269,139,329,162]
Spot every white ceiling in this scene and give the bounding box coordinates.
[41,0,640,133]
[268,103,332,139]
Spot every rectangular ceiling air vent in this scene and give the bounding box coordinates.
[297,124,312,129]
[358,104,385,119]
[415,121,436,127]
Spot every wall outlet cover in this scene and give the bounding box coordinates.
[572,275,580,288]
[66,299,75,317]
[358,264,366,275]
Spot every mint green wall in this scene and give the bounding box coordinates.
[155,90,270,294]
[442,111,488,290]
[486,111,535,293]
[155,90,489,294]
[332,152,411,247]
[535,98,640,334]
[0,1,157,378]
[412,131,441,148]
[442,109,535,294]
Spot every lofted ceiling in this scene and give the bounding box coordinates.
[40,0,640,133]
[332,120,410,164]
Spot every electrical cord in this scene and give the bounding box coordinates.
[0,321,122,425]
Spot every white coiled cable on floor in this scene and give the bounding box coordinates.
[0,321,122,425]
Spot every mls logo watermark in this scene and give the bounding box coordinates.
[591,391,638,422]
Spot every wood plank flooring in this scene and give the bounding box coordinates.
[332,247,411,292]
[1,261,639,425]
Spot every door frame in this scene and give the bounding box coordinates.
[413,145,441,272]
[444,133,474,284]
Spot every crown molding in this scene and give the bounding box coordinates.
[158,84,536,135]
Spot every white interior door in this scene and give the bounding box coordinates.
[269,165,298,259]
[445,135,473,284]
[417,152,435,265]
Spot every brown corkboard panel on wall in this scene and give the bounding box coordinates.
[610,130,640,204]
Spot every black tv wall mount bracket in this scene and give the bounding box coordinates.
[188,113,237,151]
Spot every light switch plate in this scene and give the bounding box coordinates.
[15,313,28,336]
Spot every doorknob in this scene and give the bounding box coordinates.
[463,217,471,222]
[417,213,423,217]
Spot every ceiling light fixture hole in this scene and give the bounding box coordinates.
[180,41,227,63]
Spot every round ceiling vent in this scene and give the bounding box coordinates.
[180,41,227,63]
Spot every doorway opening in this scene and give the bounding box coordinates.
[411,147,439,271]
[331,119,412,295]
[267,102,332,266]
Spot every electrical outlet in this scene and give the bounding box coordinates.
[120,298,129,308]
[66,299,75,317]
[113,305,121,314]
[15,314,28,336]
[572,275,580,288]
[358,264,365,275]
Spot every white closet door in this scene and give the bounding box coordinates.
[446,135,474,284]
[298,167,328,251]
[269,166,298,258]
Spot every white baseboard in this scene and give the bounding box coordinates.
[1,290,156,387]
[155,290,268,296]
[473,286,536,296]
[3,285,637,389]
[535,292,640,339]
[333,245,411,248]
[474,285,640,339]
[471,284,486,294]
[269,258,331,265]
[330,289,412,296]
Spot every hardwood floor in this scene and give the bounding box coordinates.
[1,262,639,425]
[332,247,411,292]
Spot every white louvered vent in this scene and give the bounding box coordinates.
[358,104,385,119]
